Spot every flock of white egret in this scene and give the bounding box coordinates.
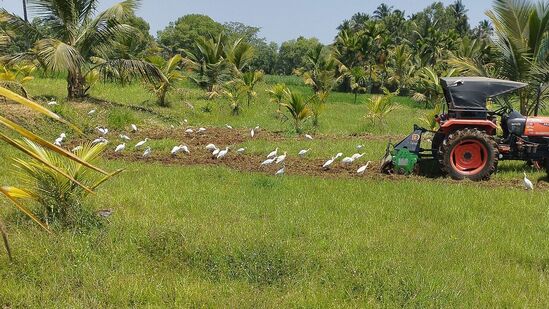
[52,117,375,177]
[49,107,536,189]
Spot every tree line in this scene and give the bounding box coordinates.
[0,0,548,115]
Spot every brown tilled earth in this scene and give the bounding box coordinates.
[95,127,547,191]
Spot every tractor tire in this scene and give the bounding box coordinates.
[439,128,498,181]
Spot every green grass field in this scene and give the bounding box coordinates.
[1,77,549,307]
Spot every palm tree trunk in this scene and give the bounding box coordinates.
[67,70,86,99]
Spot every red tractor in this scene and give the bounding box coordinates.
[382,77,548,181]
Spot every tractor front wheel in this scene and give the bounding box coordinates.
[439,128,498,181]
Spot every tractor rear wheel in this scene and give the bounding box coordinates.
[439,128,498,181]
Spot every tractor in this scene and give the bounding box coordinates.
[381,77,548,181]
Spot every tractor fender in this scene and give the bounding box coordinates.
[440,119,497,135]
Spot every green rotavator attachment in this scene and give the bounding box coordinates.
[391,148,419,175]
[381,125,429,175]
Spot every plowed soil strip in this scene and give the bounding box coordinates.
[133,127,403,145]
[104,150,542,191]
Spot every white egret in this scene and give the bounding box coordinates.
[335,153,343,159]
[183,119,188,123]
[322,157,336,170]
[115,143,125,152]
[185,128,193,134]
[119,134,131,141]
[198,127,206,133]
[341,157,354,164]
[298,149,310,157]
[205,144,217,152]
[217,147,229,159]
[305,134,313,140]
[91,137,108,145]
[276,152,287,164]
[237,147,246,154]
[47,101,58,106]
[261,158,276,166]
[250,128,255,138]
[523,172,534,190]
[357,161,372,175]
[351,153,365,160]
[135,138,149,148]
[275,167,285,176]
[171,145,182,156]
[97,127,108,135]
[131,124,138,132]
[54,133,66,146]
[212,148,220,157]
[267,147,278,159]
[143,147,152,157]
[88,109,96,115]
[180,145,190,154]
[356,145,364,150]
[71,146,83,152]
[225,124,233,129]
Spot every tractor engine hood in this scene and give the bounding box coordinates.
[524,117,549,136]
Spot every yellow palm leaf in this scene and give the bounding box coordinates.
[0,186,51,233]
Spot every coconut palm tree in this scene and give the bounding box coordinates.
[280,89,312,133]
[147,54,185,107]
[0,86,119,259]
[184,33,232,96]
[240,70,263,106]
[0,0,163,99]
[485,0,549,114]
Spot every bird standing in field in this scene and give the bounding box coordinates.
[198,127,206,133]
[276,152,287,164]
[47,101,58,106]
[351,153,365,160]
[135,138,149,148]
[143,147,152,157]
[180,145,190,154]
[54,133,66,146]
[341,157,354,164]
[298,149,310,157]
[171,145,183,156]
[356,144,364,150]
[305,134,313,140]
[88,109,96,116]
[323,157,336,170]
[267,147,278,159]
[185,128,193,134]
[275,166,285,176]
[119,134,131,141]
[250,128,255,138]
[131,124,138,132]
[357,161,372,175]
[115,143,125,152]
[212,147,220,157]
[523,172,534,190]
[72,146,83,153]
[205,143,217,152]
[237,147,246,154]
[217,147,229,159]
[97,127,108,136]
[225,124,233,129]
[261,158,276,166]
[92,137,108,145]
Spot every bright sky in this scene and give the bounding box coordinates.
[0,0,494,44]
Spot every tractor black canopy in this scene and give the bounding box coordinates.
[440,77,528,111]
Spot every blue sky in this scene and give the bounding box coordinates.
[1,0,493,43]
